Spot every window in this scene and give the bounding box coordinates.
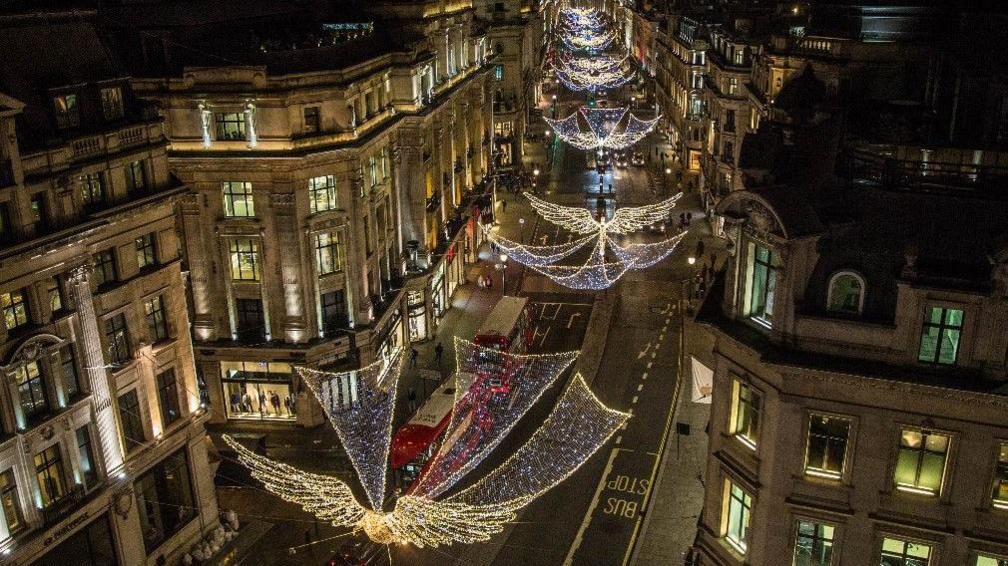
[136,232,158,269]
[993,442,1008,510]
[895,429,950,496]
[977,554,1008,566]
[918,307,963,365]
[229,239,260,281]
[0,469,23,534]
[34,444,66,508]
[724,480,752,554]
[880,537,931,566]
[729,380,761,449]
[368,155,379,187]
[156,368,181,427]
[30,194,47,232]
[734,49,744,65]
[76,426,98,488]
[746,242,778,327]
[2,289,29,330]
[100,86,124,121]
[93,248,117,286]
[827,272,864,314]
[315,232,342,275]
[48,277,63,315]
[215,112,247,140]
[723,142,734,164]
[303,106,320,134]
[794,520,834,566]
[729,77,739,95]
[235,298,266,342]
[145,295,168,343]
[135,449,196,553]
[15,360,48,422]
[805,415,850,479]
[118,389,144,451]
[125,160,146,194]
[222,181,255,217]
[53,93,79,128]
[81,172,105,207]
[60,345,80,400]
[308,175,338,214]
[725,109,736,132]
[494,64,504,81]
[321,290,348,333]
[104,313,131,365]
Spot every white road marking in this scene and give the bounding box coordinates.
[631,395,638,404]
[567,312,583,328]
[637,342,653,359]
[646,362,653,369]
[637,383,643,392]
[616,435,622,444]
[641,372,647,380]
[564,448,621,565]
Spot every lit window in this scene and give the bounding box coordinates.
[125,160,146,194]
[494,64,504,81]
[1,289,29,330]
[14,360,48,421]
[976,554,1008,566]
[34,445,66,508]
[144,295,168,343]
[136,232,158,269]
[81,172,105,207]
[827,272,864,315]
[100,86,124,121]
[308,175,338,214]
[315,232,342,275]
[104,313,131,364]
[804,415,850,480]
[991,442,1008,510]
[215,112,247,141]
[745,241,778,327]
[229,239,260,281]
[794,520,834,566]
[53,93,79,128]
[222,182,255,217]
[156,368,180,426]
[918,307,963,365]
[0,469,23,534]
[723,480,752,554]
[880,537,931,566]
[895,429,950,496]
[729,379,761,450]
[93,248,117,286]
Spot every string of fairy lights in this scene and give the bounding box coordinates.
[224,337,628,548]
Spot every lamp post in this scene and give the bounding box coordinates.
[519,217,526,243]
[498,253,509,292]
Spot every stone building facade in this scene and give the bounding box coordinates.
[0,14,218,566]
[124,1,496,427]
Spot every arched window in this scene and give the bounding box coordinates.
[826,271,865,315]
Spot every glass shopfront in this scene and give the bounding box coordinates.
[431,262,447,320]
[446,242,459,297]
[32,513,117,566]
[376,309,403,363]
[408,290,427,341]
[221,361,296,421]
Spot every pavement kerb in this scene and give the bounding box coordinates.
[567,288,618,390]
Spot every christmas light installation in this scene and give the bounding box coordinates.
[554,54,633,92]
[223,340,627,549]
[487,193,687,290]
[545,106,661,150]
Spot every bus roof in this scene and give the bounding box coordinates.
[391,381,457,469]
[476,296,529,338]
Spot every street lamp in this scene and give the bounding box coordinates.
[688,255,696,265]
[665,167,672,175]
[498,253,509,291]
[518,217,526,243]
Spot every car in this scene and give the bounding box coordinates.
[632,152,645,166]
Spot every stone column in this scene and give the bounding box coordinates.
[68,265,124,474]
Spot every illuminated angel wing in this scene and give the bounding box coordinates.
[223,434,366,526]
[604,194,683,234]
[525,193,601,235]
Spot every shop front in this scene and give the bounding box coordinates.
[220,361,297,421]
[407,289,428,342]
[375,307,404,364]
[29,513,117,566]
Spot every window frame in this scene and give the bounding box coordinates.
[722,478,753,555]
[2,288,30,331]
[214,112,247,141]
[228,238,261,281]
[53,93,80,129]
[744,240,778,328]
[893,426,952,497]
[792,517,836,566]
[990,440,1008,511]
[136,232,158,269]
[94,248,118,286]
[81,172,106,208]
[34,443,67,508]
[144,294,169,343]
[315,232,342,275]
[118,388,145,452]
[14,360,49,423]
[308,175,338,214]
[104,312,131,365]
[156,368,181,427]
[879,535,933,566]
[303,106,320,134]
[100,86,125,121]
[222,181,255,218]
[825,271,866,315]
[803,412,853,481]
[0,468,23,535]
[125,159,147,194]
[76,425,99,489]
[728,378,762,451]
[917,305,964,366]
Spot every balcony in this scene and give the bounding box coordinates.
[842,150,1008,196]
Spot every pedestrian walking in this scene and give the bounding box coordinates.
[502,199,508,213]
[408,389,417,412]
[686,212,693,226]
[410,347,419,368]
[434,342,444,363]
[695,239,705,259]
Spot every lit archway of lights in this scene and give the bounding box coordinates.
[487,193,687,290]
[545,106,661,150]
[224,341,629,548]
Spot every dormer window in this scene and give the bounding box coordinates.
[826,271,864,315]
[53,93,79,129]
[743,241,779,328]
[101,86,124,121]
[918,306,963,365]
